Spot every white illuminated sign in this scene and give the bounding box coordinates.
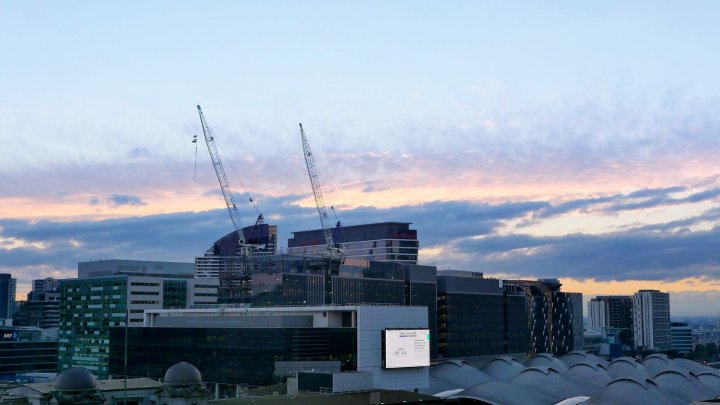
[384,329,430,369]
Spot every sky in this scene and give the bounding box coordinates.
[1,1,719,316]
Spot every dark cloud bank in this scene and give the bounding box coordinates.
[1,187,719,295]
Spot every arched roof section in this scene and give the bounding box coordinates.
[673,358,720,377]
[431,360,494,388]
[653,369,716,402]
[607,357,651,379]
[642,354,676,375]
[450,380,561,405]
[526,353,568,372]
[509,366,584,399]
[582,377,685,405]
[481,356,526,381]
[696,372,720,396]
[560,351,609,368]
[563,363,612,396]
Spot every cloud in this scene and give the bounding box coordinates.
[88,196,100,206]
[127,147,150,158]
[452,224,720,282]
[107,193,145,207]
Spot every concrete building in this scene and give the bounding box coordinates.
[58,275,219,378]
[587,295,633,346]
[633,289,670,350]
[670,321,693,354]
[14,278,61,329]
[287,222,419,263]
[109,305,430,391]
[78,259,195,278]
[0,273,17,320]
[436,271,527,358]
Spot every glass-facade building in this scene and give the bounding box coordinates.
[504,279,583,356]
[437,271,527,357]
[109,327,357,386]
[58,275,219,378]
[0,327,58,377]
[0,273,16,320]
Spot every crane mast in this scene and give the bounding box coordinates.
[197,105,261,252]
[299,123,341,257]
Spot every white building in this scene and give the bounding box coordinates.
[633,290,670,350]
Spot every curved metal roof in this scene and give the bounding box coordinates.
[509,366,584,399]
[451,380,561,405]
[653,369,716,402]
[430,360,494,388]
[526,353,568,372]
[642,353,676,375]
[696,372,720,396]
[607,357,651,379]
[562,363,612,396]
[582,376,685,405]
[481,356,526,381]
[560,350,609,368]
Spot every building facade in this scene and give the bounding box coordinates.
[436,271,527,358]
[632,289,670,350]
[587,295,633,346]
[78,259,195,278]
[110,305,430,390]
[14,278,61,329]
[670,322,693,354]
[287,222,419,263]
[194,224,278,278]
[0,326,58,378]
[504,279,583,356]
[58,275,219,378]
[0,273,17,320]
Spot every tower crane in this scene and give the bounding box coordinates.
[299,123,343,258]
[197,105,263,255]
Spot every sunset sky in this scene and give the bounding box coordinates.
[2,2,719,316]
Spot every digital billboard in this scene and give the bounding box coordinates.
[383,329,430,369]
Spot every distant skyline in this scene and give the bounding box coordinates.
[1,2,719,316]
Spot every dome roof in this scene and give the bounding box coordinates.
[164,362,203,385]
[54,367,97,391]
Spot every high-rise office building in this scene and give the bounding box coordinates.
[0,274,16,320]
[58,275,219,378]
[436,271,527,357]
[587,295,633,346]
[13,277,61,329]
[287,222,419,263]
[504,279,582,356]
[633,289,670,350]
